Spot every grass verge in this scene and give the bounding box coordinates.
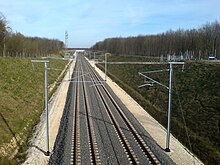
[0,57,69,164]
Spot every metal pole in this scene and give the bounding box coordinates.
[69,63,71,81]
[138,61,183,152]
[165,63,173,152]
[93,52,96,68]
[105,53,107,82]
[65,31,68,50]
[3,36,6,57]
[45,62,50,156]
[94,52,96,68]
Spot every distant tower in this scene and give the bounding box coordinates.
[65,31,68,50]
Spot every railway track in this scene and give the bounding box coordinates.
[81,60,101,164]
[81,55,161,164]
[71,59,101,164]
[49,54,175,165]
[70,59,81,164]
[89,61,160,164]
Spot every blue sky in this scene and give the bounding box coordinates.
[0,0,220,48]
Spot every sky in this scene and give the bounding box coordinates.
[0,0,220,48]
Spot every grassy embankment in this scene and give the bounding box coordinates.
[0,57,69,164]
[96,55,220,165]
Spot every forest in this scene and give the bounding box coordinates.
[91,21,220,60]
[0,13,64,57]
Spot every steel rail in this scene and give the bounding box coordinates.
[80,60,101,165]
[70,60,81,165]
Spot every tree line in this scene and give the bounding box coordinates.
[91,21,220,59]
[0,12,64,57]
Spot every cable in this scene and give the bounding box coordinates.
[173,74,196,164]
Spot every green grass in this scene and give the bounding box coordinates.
[0,57,68,164]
